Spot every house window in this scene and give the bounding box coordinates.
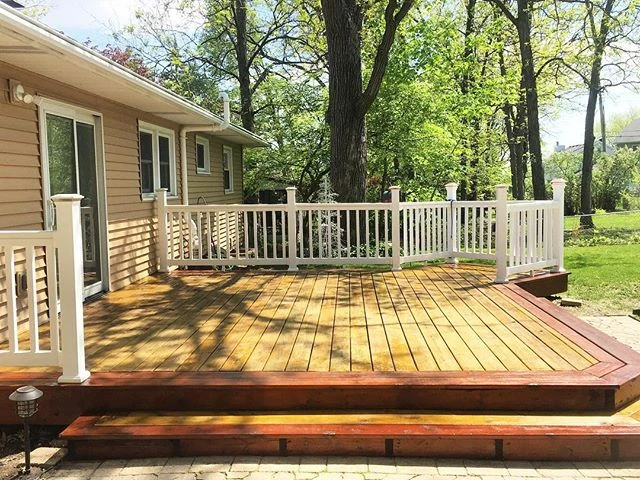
[196,136,210,174]
[139,131,154,194]
[223,145,233,193]
[138,121,177,198]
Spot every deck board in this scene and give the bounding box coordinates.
[6,264,606,374]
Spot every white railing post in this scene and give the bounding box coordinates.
[286,187,299,271]
[551,178,567,273]
[390,186,402,271]
[445,182,458,264]
[51,194,90,384]
[494,184,509,283]
[156,188,169,273]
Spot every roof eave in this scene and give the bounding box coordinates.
[0,3,268,147]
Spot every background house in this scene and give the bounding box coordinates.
[613,118,640,149]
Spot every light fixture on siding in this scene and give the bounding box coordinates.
[9,386,43,475]
[9,79,34,104]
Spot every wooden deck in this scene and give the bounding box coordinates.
[29,264,604,373]
[3,264,640,460]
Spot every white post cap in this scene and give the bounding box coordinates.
[51,194,84,202]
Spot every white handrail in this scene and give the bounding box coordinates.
[0,195,89,383]
[156,180,566,281]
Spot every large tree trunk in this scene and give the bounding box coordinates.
[580,0,615,229]
[459,0,477,201]
[580,75,600,228]
[497,28,526,199]
[233,0,254,131]
[504,104,526,199]
[516,0,545,199]
[322,0,367,202]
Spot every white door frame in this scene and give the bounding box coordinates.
[38,97,110,298]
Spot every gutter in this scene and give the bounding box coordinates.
[180,93,231,204]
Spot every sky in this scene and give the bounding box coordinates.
[35,0,640,156]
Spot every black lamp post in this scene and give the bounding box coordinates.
[9,386,43,475]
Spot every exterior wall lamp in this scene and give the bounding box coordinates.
[8,386,43,475]
[9,80,34,104]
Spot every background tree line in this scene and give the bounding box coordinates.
[104,0,639,225]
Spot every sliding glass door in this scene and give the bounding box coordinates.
[43,106,106,298]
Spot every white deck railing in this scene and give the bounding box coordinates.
[157,179,566,283]
[0,195,90,383]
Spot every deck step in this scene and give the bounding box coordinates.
[513,271,570,297]
[62,403,640,461]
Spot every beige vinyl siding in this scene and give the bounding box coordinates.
[0,99,43,230]
[186,133,244,253]
[0,61,186,338]
[187,132,243,204]
[0,72,48,342]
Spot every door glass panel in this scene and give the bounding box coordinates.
[46,114,76,196]
[76,122,101,289]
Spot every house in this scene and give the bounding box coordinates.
[613,118,640,149]
[0,0,267,322]
[553,139,613,155]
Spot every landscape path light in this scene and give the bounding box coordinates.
[8,385,43,476]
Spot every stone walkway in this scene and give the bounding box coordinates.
[40,315,640,480]
[42,456,640,479]
[581,315,640,351]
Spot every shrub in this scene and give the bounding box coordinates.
[593,148,640,211]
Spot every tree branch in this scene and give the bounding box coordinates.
[357,0,415,117]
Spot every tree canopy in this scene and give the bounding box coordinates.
[110,0,640,211]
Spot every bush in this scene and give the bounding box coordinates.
[545,151,582,215]
[592,148,640,211]
[545,148,640,213]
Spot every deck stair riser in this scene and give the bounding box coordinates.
[61,407,640,461]
[0,372,625,425]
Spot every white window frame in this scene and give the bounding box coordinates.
[138,121,177,200]
[195,135,210,174]
[223,145,234,194]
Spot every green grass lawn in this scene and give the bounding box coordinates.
[564,211,640,231]
[563,212,640,315]
[565,244,640,315]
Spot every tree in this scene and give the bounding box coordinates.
[245,77,330,201]
[120,0,323,131]
[366,1,510,202]
[575,0,639,227]
[486,0,546,199]
[321,0,415,202]
[92,44,156,80]
[593,148,639,211]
